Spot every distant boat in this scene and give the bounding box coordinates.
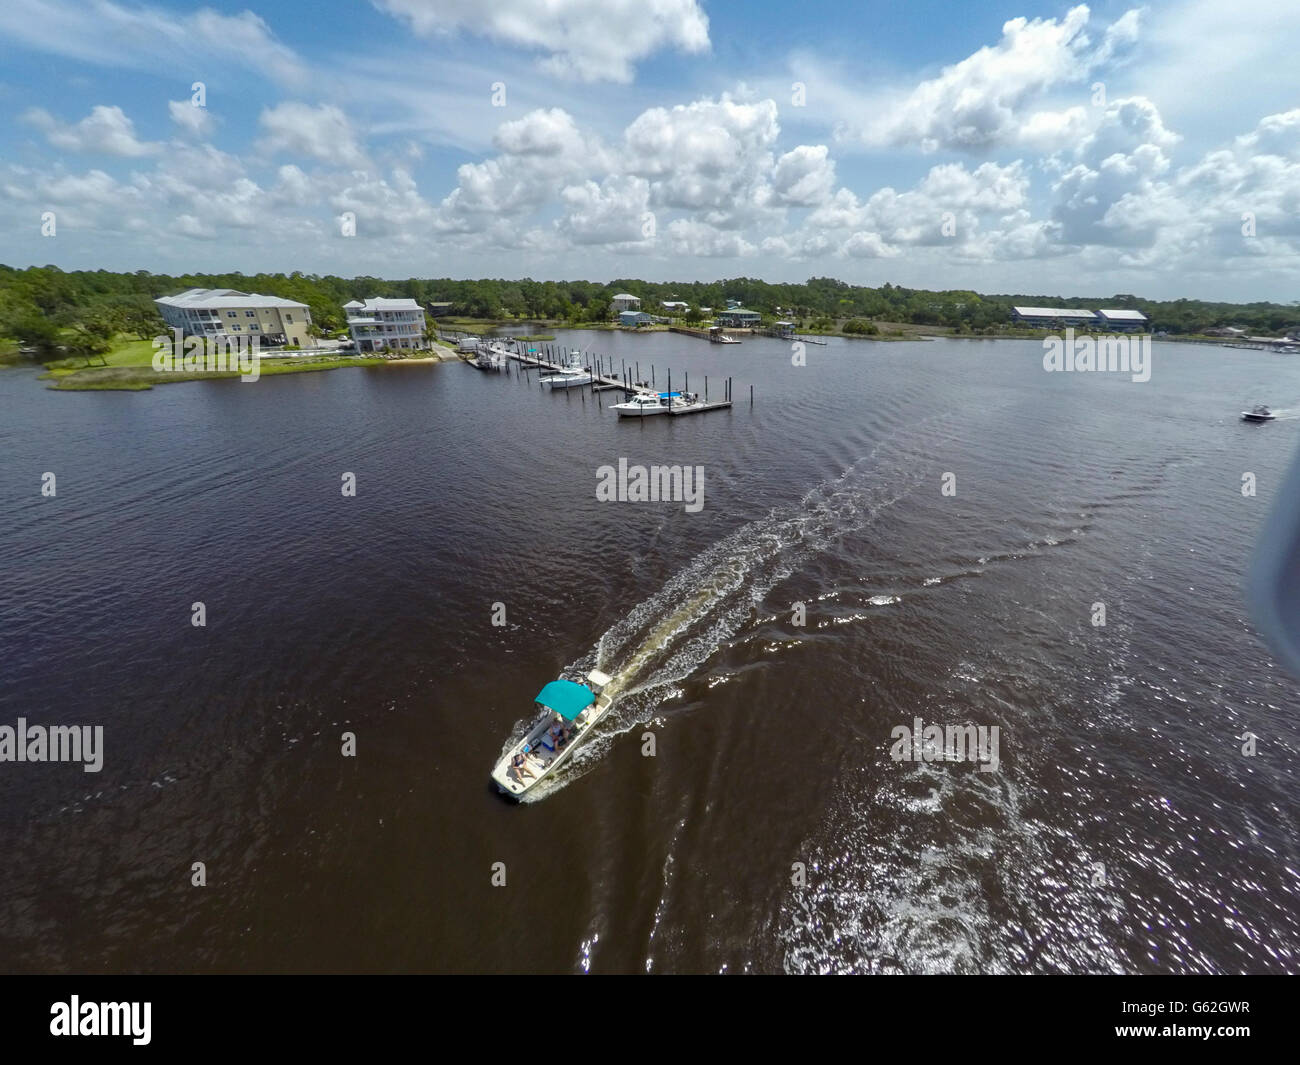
[541,351,592,388]
[491,670,613,799]
[1242,405,1276,422]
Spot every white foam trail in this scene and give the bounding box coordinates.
[512,420,942,801]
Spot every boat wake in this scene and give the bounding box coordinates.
[512,420,942,801]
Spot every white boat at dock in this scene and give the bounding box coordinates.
[472,346,508,372]
[491,670,613,798]
[540,351,593,388]
[611,389,700,417]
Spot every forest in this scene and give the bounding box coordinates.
[1,264,1297,354]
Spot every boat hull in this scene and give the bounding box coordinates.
[491,699,612,799]
[613,405,670,417]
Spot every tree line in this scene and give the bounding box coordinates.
[1,264,1296,356]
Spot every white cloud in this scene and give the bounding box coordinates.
[259,103,365,166]
[23,105,161,157]
[842,5,1142,152]
[169,100,214,137]
[772,145,836,206]
[624,96,782,224]
[0,0,306,86]
[374,0,710,82]
[556,176,652,245]
[666,219,755,257]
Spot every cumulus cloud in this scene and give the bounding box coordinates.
[624,96,782,224]
[374,0,710,82]
[556,176,653,245]
[168,99,214,137]
[771,145,836,206]
[23,105,161,157]
[259,103,366,167]
[843,5,1142,152]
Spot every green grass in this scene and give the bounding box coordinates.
[43,354,417,391]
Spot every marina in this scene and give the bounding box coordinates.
[477,339,741,417]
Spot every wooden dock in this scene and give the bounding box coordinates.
[488,341,738,416]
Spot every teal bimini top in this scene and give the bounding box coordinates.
[535,680,595,720]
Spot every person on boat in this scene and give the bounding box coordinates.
[549,717,570,749]
[512,746,536,781]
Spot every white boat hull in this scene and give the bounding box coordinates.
[491,671,614,799]
[542,373,592,388]
[613,403,670,417]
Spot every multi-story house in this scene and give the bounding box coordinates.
[154,288,312,346]
[343,298,427,352]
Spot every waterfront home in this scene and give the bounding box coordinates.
[610,293,641,314]
[716,307,762,328]
[619,310,653,327]
[343,298,427,352]
[154,288,311,347]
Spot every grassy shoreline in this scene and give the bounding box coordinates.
[28,334,460,390]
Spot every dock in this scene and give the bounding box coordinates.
[485,341,742,417]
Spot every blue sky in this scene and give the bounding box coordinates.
[1,0,1297,300]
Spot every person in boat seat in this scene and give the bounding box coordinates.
[549,716,571,749]
[512,745,536,781]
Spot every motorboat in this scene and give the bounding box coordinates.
[611,390,698,417]
[1242,405,1276,422]
[491,670,613,798]
[473,346,508,372]
[540,351,592,388]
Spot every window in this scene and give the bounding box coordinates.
[231,324,241,331]
[249,324,259,331]
[284,313,294,323]
[245,310,256,317]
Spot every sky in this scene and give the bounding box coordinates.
[0,0,1297,301]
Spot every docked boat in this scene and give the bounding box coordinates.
[491,670,614,798]
[611,390,698,417]
[473,346,508,372]
[1242,405,1276,422]
[540,351,592,389]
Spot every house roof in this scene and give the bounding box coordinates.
[156,287,309,310]
[346,297,422,312]
[1012,306,1098,318]
[611,293,639,300]
[1096,308,1148,321]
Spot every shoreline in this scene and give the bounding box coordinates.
[34,349,459,391]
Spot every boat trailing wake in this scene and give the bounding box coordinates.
[512,420,943,801]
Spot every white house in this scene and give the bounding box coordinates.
[661,301,689,313]
[344,297,427,352]
[154,288,312,347]
[610,293,641,314]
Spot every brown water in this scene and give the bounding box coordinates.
[1,333,1297,973]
